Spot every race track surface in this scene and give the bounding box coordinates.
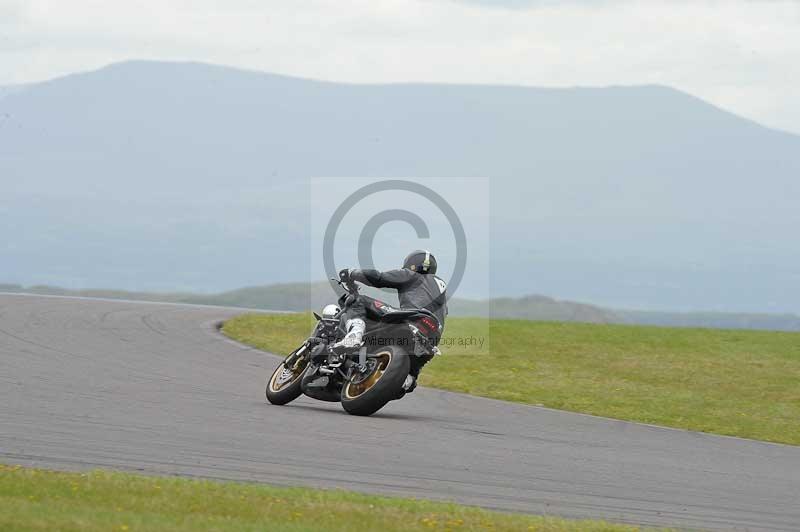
[1,294,798,530]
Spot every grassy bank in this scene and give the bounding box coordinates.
[224,313,800,445]
[0,465,657,531]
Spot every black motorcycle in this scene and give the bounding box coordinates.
[265,276,441,416]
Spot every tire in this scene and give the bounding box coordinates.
[340,346,410,416]
[266,349,309,405]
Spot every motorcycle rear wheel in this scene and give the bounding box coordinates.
[340,346,410,416]
[266,349,309,405]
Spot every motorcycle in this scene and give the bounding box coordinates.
[265,275,441,416]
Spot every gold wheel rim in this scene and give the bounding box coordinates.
[269,356,308,392]
[344,351,392,399]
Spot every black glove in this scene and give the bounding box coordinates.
[338,268,352,282]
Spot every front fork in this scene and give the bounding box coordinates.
[284,340,324,370]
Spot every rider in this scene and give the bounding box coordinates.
[334,249,448,392]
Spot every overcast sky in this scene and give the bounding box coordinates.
[2,0,799,133]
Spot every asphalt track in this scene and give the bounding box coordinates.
[1,294,798,530]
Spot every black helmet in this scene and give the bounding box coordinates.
[403,249,437,274]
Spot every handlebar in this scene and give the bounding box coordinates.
[330,277,359,296]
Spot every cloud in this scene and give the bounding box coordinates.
[451,0,619,9]
[453,0,564,9]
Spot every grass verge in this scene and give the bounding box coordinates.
[224,313,800,445]
[0,464,660,532]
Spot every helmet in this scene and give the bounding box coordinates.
[402,249,437,275]
[321,304,340,319]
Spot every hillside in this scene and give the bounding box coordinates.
[0,84,26,100]
[4,282,799,331]
[0,282,610,321]
[2,61,799,313]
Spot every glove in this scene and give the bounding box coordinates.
[339,268,352,282]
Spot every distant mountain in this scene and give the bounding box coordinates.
[1,61,799,313]
[450,294,617,323]
[3,283,799,332]
[615,309,800,332]
[0,84,27,100]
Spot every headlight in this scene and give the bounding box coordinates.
[321,304,340,319]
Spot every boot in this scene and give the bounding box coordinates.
[400,354,434,396]
[331,318,365,353]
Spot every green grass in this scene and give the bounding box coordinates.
[224,313,800,445]
[0,464,658,532]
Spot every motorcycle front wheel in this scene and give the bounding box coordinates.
[340,346,410,416]
[266,348,309,405]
